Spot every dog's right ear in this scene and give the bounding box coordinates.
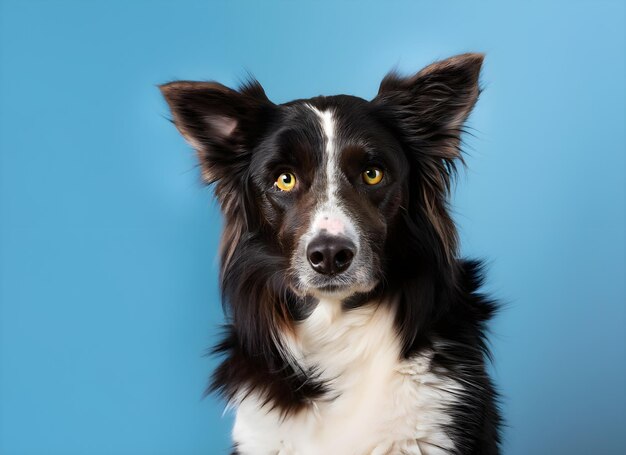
[159,80,276,183]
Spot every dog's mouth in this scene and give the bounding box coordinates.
[292,273,379,301]
[290,276,349,295]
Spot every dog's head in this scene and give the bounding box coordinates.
[161,53,483,341]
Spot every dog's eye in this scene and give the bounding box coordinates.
[362,167,383,185]
[275,172,297,191]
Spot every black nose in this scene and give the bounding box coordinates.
[306,234,356,275]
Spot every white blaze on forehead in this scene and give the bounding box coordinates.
[306,104,356,240]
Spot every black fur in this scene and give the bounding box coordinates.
[161,52,501,454]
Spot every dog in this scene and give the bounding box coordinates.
[160,53,501,455]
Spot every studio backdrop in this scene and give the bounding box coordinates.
[1,1,624,454]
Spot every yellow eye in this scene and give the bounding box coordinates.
[275,172,297,191]
[362,167,383,185]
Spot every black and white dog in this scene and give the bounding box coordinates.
[161,53,501,454]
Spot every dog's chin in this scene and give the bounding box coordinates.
[310,284,355,300]
[298,279,379,301]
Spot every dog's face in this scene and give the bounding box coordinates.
[161,54,483,303]
[247,99,409,300]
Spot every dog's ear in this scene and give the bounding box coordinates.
[373,52,483,161]
[160,79,275,183]
[373,53,484,260]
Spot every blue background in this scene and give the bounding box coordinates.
[1,1,624,454]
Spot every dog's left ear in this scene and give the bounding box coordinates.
[373,53,483,160]
[373,53,484,260]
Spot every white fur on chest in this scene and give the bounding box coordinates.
[232,299,462,455]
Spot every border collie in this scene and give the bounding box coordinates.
[160,53,501,454]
